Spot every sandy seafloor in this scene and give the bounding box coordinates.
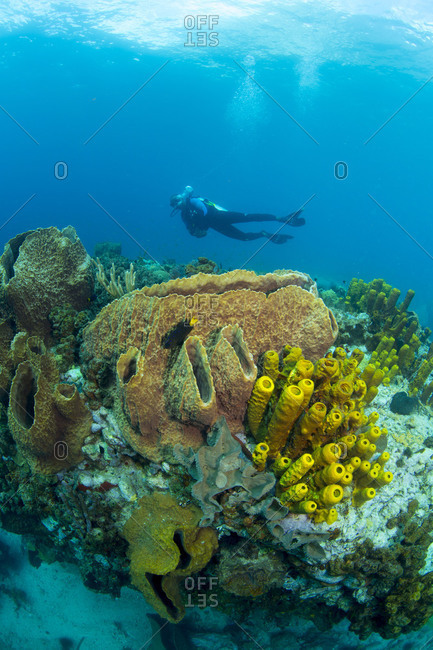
[0,525,432,650]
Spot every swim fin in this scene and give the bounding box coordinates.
[277,208,305,226]
[261,231,294,244]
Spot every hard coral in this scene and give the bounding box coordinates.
[185,256,219,276]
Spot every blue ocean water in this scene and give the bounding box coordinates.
[1,2,433,325]
[1,2,433,648]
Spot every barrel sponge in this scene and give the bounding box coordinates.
[0,226,93,340]
[82,268,338,461]
[0,318,14,402]
[166,336,217,427]
[207,324,257,431]
[7,343,91,474]
[122,493,218,622]
[83,269,338,363]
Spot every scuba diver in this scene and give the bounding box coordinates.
[169,186,305,244]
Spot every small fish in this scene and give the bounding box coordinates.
[162,317,198,349]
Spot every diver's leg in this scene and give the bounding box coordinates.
[221,210,305,226]
[211,224,293,243]
[212,211,278,225]
[211,223,264,240]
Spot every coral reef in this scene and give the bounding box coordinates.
[0,226,432,645]
[49,304,91,372]
[93,258,136,297]
[185,256,219,276]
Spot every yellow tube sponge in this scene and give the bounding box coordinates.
[340,471,353,486]
[333,347,347,361]
[368,411,380,425]
[298,378,315,409]
[323,408,343,436]
[352,487,376,507]
[288,500,317,515]
[247,375,275,438]
[344,410,363,433]
[363,443,377,461]
[397,344,410,368]
[357,466,379,487]
[314,357,340,382]
[369,368,385,388]
[263,350,280,382]
[373,292,386,312]
[265,384,304,457]
[336,434,356,451]
[375,470,393,487]
[399,289,415,313]
[350,348,365,364]
[356,460,371,476]
[385,287,400,312]
[330,379,353,405]
[282,347,303,372]
[312,442,341,468]
[279,453,314,489]
[420,380,433,404]
[377,451,390,467]
[364,386,378,404]
[300,402,327,436]
[364,425,382,443]
[288,358,314,383]
[278,482,308,505]
[342,357,359,378]
[312,462,346,488]
[352,379,367,402]
[352,437,370,457]
[360,364,375,385]
[344,456,361,473]
[272,456,292,477]
[409,357,433,395]
[313,508,338,524]
[315,484,344,507]
[252,442,269,471]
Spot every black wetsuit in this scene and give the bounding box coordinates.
[181,197,305,244]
